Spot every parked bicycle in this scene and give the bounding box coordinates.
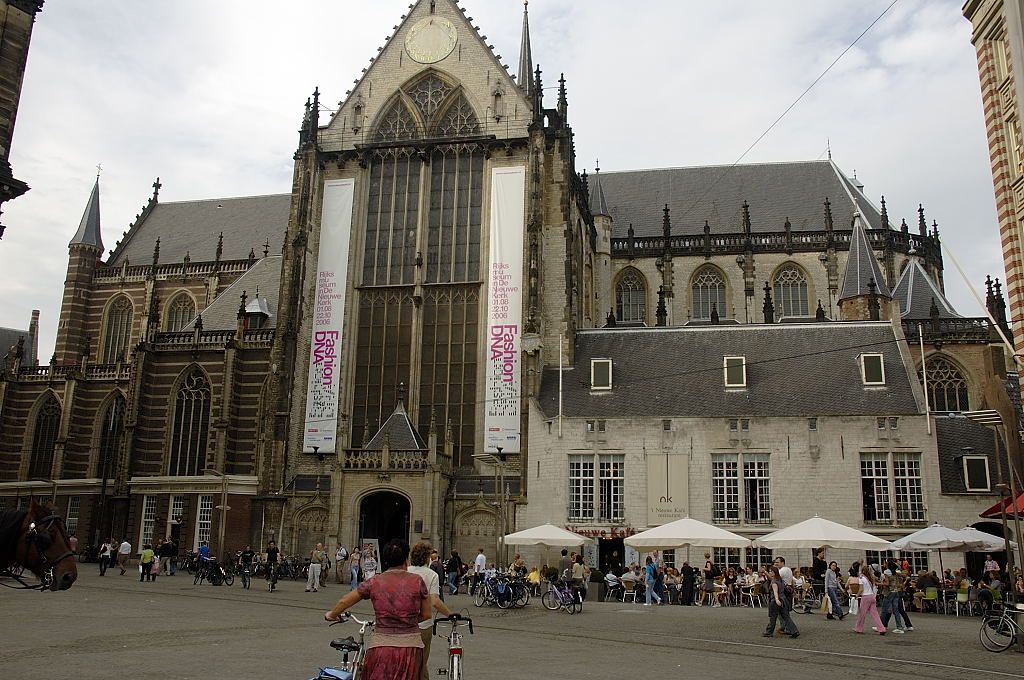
[980,604,1024,652]
[791,583,822,614]
[308,612,374,680]
[541,578,582,614]
[193,559,234,586]
[434,613,473,679]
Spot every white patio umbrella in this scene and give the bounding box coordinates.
[958,526,1017,552]
[502,523,593,547]
[892,524,986,578]
[753,515,893,550]
[624,516,750,550]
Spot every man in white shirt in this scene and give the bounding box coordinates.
[409,542,452,680]
[470,548,486,595]
[117,539,132,575]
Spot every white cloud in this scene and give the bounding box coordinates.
[0,0,1002,354]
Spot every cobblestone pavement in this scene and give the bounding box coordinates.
[1,569,1021,679]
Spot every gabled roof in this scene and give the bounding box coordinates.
[365,397,427,450]
[591,159,883,238]
[184,256,282,331]
[108,194,289,266]
[891,259,960,319]
[70,178,103,250]
[935,415,1004,495]
[537,323,922,419]
[838,212,891,300]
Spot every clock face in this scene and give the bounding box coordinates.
[405,16,458,64]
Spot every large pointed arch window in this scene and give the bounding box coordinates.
[28,395,61,479]
[164,293,196,332]
[97,394,125,480]
[434,95,480,137]
[375,100,419,142]
[169,370,211,477]
[409,74,453,120]
[101,295,134,364]
[924,356,970,413]
[773,265,809,318]
[692,267,727,320]
[616,268,647,323]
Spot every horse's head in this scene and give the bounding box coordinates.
[19,499,78,591]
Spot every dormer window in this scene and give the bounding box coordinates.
[963,456,991,492]
[591,359,612,391]
[724,356,746,388]
[861,354,885,385]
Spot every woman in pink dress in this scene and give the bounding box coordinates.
[325,539,431,680]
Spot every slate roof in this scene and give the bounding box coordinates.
[891,259,960,319]
[838,213,891,300]
[108,194,290,266]
[589,159,882,238]
[935,415,1005,495]
[365,398,427,450]
[184,256,282,331]
[70,178,103,249]
[537,322,922,419]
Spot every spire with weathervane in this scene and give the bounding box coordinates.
[70,169,103,252]
[518,1,533,97]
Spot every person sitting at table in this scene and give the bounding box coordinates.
[742,566,756,587]
[955,568,972,590]
[526,565,541,595]
[977,571,1004,612]
[942,568,953,584]
[663,568,680,604]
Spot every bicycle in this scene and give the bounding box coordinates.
[434,613,473,679]
[541,579,581,614]
[980,604,1024,652]
[791,583,822,614]
[309,613,374,680]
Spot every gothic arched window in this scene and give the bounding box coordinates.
[375,100,419,142]
[773,265,809,318]
[28,395,61,479]
[97,394,125,480]
[164,293,196,332]
[924,357,970,413]
[692,267,727,320]
[434,95,480,137]
[616,268,647,323]
[101,295,134,364]
[408,74,453,120]
[168,370,211,477]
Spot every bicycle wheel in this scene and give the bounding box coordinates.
[194,571,203,585]
[980,615,1016,652]
[541,590,560,611]
[497,592,513,609]
[515,586,530,608]
[223,571,234,586]
[449,652,462,680]
[473,588,487,607]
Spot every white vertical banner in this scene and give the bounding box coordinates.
[484,166,526,453]
[303,179,355,453]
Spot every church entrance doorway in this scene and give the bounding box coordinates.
[358,491,410,554]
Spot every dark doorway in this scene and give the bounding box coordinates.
[599,538,625,575]
[966,521,1007,579]
[359,491,410,548]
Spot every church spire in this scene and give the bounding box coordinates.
[518,1,533,97]
[70,174,103,251]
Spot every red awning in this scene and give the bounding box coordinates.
[980,493,1024,519]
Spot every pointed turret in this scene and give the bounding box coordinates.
[838,212,891,320]
[517,1,533,97]
[70,176,103,250]
[590,163,610,217]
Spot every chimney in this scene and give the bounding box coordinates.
[27,309,39,366]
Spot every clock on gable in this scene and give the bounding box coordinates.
[405,16,458,64]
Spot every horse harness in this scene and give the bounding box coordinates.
[0,511,75,590]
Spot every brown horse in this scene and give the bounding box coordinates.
[0,498,78,590]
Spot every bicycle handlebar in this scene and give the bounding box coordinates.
[433,613,473,635]
[329,612,374,627]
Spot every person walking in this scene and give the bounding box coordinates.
[324,539,431,680]
[409,542,453,680]
[335,543,348,584]
[349,546,362,590]
[852,565,886,635]
[158,538,174,576]
[445,550,461,596]
[307,542,326,592]
[558,549,572,580]
[362,545,379,581]
[98,539,112,576]
[643,556,662,606]
[429,550,446,602]
[824,561,845,621]
[763,565,799,638]
[878,566,911,633]
[139,544,156,582]
[470,548,486,596]
[117,538,132,575]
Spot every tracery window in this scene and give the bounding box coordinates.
[426,144,485,283]
[101,295,134,364]
[692,267,727,320]
[169,370,211,477]
[615,268,647,323]
[434,95,480,137]
[97,394,125,479]
[409,74,453,120]
[364,148,420,286]
[28,395,61,479]
[924,356,970,412]
[375,101,419,142]
[773,265,809,318]
[164,293,196,332]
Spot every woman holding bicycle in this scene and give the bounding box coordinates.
[325,539,431,680]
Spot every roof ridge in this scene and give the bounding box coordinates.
[156,192,291,206]
[594,159,835,176]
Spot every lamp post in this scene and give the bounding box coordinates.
[474,448,508,567]
[202,469,229,561]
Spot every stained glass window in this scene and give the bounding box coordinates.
[426,144,485,283]
[28,395,61,479]
[375,100,419,142]
[615,268,647,323]
[692,267,727,320]
[165,293,196,332]
[924,356,970,412]
[434,95,480,137]
[97,394,125,479]
[169,371,211,477]
[364,148,420,286]
[773,265,809,318]
[102,295,134,364]
[409,74,453,120]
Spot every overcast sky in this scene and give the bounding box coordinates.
[0,0,1000,356]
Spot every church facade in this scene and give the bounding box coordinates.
[0,0,1015,566]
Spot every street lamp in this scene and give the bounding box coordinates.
[473,447,508,567]
[29,477,58,504]
[202,469,229,561]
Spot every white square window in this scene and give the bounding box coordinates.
[724,356,747,388]
[591,359,613,390]
[861,354,885,385]
[662,419,672,431]
[586,420,595,433]
[808,418,818,432]
[963,456,991,492]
